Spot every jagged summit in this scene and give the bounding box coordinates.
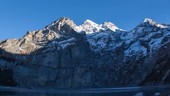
[2,17,169,54]
[77,19,104,33]
[1,17,170,89]
[45,17,76,32]
[46,17,72,27]
[44,17,121,34]
[142,18,159,27]
[44,17,122,34]
[74,19,120,33]
[138,18,168,28]
[82,19,99,27]
[103,22,119,31]
[143,18,154,23]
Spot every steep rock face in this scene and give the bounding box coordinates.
[0,17,170,88]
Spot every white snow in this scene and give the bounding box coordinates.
[74,19,104,33]
[43,37,76,53]
[86,32,109,51]
[74,19,120,34]
[24,18,170,54]
[143,18,168,28]
[84,19,99,27]
[52,37,76,49]
[103,22,119,31]
[143,18,154,23]
[86,32,121,51]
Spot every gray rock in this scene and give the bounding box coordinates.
[1,17,170,89]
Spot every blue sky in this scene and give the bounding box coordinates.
[0,0,169,40]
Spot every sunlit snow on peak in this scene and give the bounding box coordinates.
[74,19,121,34]
[103,22,119,31]
[143,18,154,23]
[83,19,99,26]
[143,18,168,28]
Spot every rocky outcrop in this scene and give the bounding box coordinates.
[0,17,170,89]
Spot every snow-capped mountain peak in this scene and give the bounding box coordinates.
[74,19,121,34]
[83,19,99,26]
[142,18,168,28]
[80,19,104,33]
[81,19,100,28]
[1,17,170,89]
[103,22,119,31]
[143,18,154,23]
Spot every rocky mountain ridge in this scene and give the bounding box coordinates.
[0,17,170,89]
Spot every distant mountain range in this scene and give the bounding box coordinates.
[0,17,170,89]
